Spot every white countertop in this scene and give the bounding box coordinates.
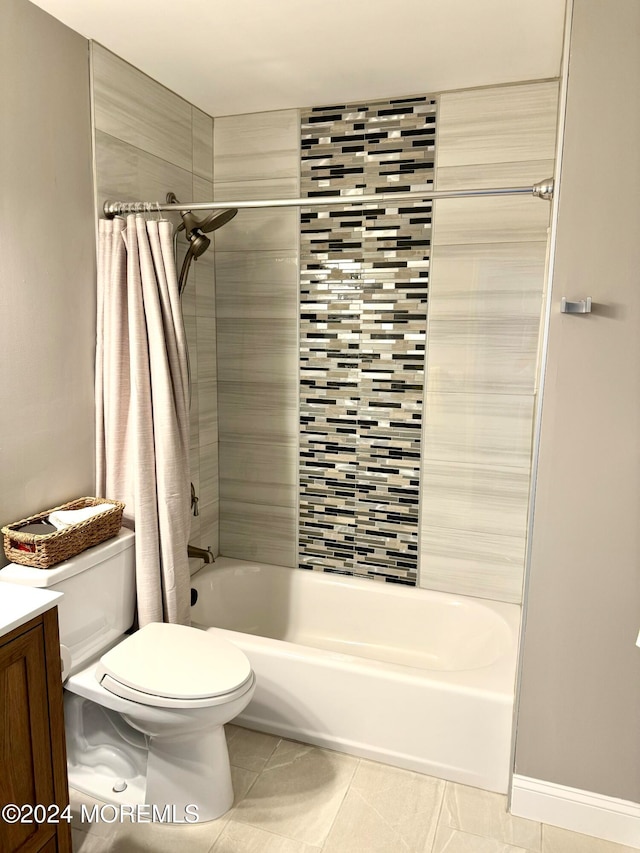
[0,583,62,639]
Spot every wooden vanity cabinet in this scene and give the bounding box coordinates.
[0,608,71,853]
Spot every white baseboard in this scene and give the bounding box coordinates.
[511,775,640,849]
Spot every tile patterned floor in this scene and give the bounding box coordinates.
[70,725,638,853]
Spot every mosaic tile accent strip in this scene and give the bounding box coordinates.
[299,95,437,584]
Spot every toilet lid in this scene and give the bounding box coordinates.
[98,622,252,701]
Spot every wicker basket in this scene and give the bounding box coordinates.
[2,497,125,569]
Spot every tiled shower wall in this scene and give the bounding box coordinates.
[90,43,220,555]
[215,80,559,603]
[299,98,436,584]
[419,82,558,601]
[213,112,300,566]
[91,43,559,604]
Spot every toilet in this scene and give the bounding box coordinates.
[0,529,255,822]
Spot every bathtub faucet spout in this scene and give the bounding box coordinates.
[187,544,215,564]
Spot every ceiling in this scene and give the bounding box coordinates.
[30,0,567,117]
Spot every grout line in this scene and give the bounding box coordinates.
[539,822,547,852]
[427,779,449,853]
[213,819,324,852]
[350,787,414,853]
[95,128,193,184]
[317,757,360,850]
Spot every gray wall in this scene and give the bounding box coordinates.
[515,0,640,802]
[0,0,95,554]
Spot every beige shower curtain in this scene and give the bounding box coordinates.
[96,214,191,627]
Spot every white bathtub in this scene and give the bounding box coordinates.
[190,557,520,793]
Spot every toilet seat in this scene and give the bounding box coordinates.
[95,622,253,709]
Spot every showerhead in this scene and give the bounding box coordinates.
[166,193,239,295]
[187,230,210,259]
[177,230,210,295]
[180,207,238,234]
[166,192,238,239]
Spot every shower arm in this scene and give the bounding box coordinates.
[103,178,554,217]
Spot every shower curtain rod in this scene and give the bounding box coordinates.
[103,178,554,217]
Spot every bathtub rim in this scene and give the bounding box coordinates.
[190,556,521,698]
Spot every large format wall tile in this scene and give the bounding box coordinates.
[214,206,299,253]
[193,251,216,318]
[196,315,217,383]
[94,131,191,224]
[213,177,301,203]
[192,107,213,181]
[426,242,546,398]
[213,151,300,577]
[218,381,299,446]
[418,81,557,601]
[420,374,533,601]
[199,441,219,508]
[92,44,192,172]
[422,392,535,468]
[197,497,219,556]
[433,195,551,245]
[217,318,298,384]
[191,176,217,318]
[180,242,197,317]
[220,501,297,566]
[419,525,527,603]
[420,459,530,539]
[214,109,300,182]
[437,81,559,168]
[211,83,557,592]
[437,159,556,191]
[427,241,548,311]
[198,441,220,555]
[219,440,297,508]
[189,154,215,540]
[93,46,221,554]
[215,251,299,320]
[198,378,219,447]
[426,314,541,395]
[183,315,198,384]
[425,242,547,395]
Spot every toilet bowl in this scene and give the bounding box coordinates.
[66,622,256,821]
[0,529,255,822]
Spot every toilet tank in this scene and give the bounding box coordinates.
[0,529,135,674]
